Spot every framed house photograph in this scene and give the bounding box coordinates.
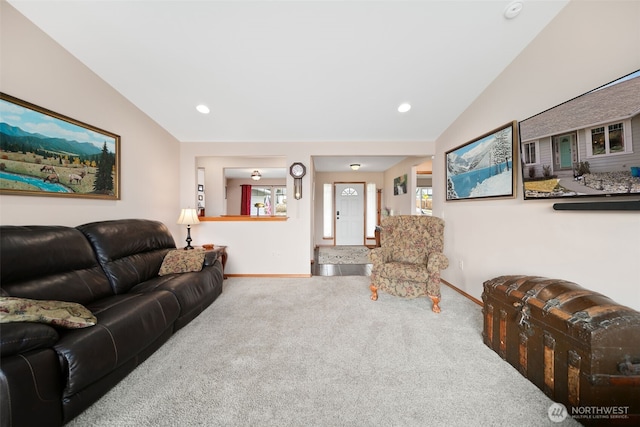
[0,93,120,200]
[519,69,640,201]
[446,121,517,201]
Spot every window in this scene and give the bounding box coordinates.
[522,141,539,165]
[323,183,332,238]
[366,183,376,237]
[251,186,286,216]
[587,121,631,156]
[416,187,433,215]
[591,127,606,155]
[608,123,624,153]
[341,187,358,196]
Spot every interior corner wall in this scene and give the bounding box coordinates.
[0,3,182,238]
[383,156,431,216]
[435,0,640,310]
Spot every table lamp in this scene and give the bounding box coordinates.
[177,208,200,249]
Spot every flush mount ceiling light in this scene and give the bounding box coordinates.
[350,164,361,171]
[251,170,261,181]
[196,104,210,114]
[398,103,411,113]
[504,1,523,19]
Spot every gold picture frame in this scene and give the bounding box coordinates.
[445,121,517,201]
[0,93,120,200]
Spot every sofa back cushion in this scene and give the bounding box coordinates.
[0,226,113,304]
[77,219,176,294]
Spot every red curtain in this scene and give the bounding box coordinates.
[241,184,251,215]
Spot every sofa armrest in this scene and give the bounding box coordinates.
[203,251,219,267]
[0,323,59,357]
[427,252,449,273]
[1,347,63,427]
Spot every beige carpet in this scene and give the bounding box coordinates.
[317,245,371,264]
[65,276,580,427]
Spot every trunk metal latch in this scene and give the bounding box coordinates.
[514,302,531,331]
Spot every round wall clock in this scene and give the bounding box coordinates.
[290,162,306,178]
[289,162,306,199]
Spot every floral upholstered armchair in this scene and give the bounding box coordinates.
[369,215,449,313]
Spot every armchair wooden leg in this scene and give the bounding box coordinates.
[429,295,441,313]
[370,284,378,301]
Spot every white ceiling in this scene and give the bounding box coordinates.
[7,0,568,171]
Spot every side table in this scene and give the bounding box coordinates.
[206,246,228,279]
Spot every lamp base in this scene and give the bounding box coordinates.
[184,225,194,250]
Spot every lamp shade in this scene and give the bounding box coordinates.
[177,208,200,225]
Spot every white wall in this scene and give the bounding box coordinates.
[436,0,640,310]
[0,3,183,239]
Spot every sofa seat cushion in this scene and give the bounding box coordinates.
[379,262,429,282]
[131,265,223,319]
[158,248,206,276]
[54,290,180,397]
[0,297,97,329]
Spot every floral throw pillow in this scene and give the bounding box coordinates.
[158,248,206,276]
[0,297,97,328]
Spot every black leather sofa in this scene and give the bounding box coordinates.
[0,219,224,427]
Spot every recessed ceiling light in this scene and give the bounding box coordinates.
[398,103,411,113]
[504,1,523,19]
[196,104,210,114]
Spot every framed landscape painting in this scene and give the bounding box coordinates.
[446,121,517,201]
[0,93,120,199]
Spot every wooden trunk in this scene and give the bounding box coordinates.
[482,275,640,426]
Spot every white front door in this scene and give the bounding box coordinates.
[335,183,364,245]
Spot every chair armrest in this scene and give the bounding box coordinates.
[427,252,449,273]
[369,247,392,264]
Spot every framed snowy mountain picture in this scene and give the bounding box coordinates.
[445,121,517,201]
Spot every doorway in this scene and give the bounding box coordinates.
[553,133,577,171]
[335,183,364,245]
